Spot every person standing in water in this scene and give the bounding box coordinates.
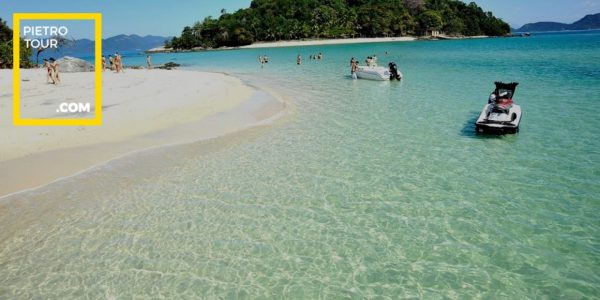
[146,54,152,69]
[297,54,302,65]
[350,57,358,79]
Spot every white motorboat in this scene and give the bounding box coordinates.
[475,82,522,134]
[355,65,390,81]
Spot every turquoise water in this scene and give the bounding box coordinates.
[1,32,600,298]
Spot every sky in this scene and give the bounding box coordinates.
[470,0,600,28]
[1,0,599,39]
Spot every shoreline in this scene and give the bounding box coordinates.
[0,69,286,198]
[147,36,423,53]
[239,36,418,49]
[146,35,497,53]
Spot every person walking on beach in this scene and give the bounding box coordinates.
[115,52,123,73]
[297,54,302,65]
[108,55,115,71]
[102,56,107,71]
[43,58,54,84]
[146,54,152,69]
[49,58,60,84]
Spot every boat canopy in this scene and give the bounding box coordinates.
[494,82,519,99]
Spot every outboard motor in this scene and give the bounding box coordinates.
[388,62,401,81]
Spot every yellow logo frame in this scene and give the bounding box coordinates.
[13,13,102,126]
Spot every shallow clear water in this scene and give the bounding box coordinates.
[1,32,600,298]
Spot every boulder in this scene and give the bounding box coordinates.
[55,56,94,72]
[156,62,180,70]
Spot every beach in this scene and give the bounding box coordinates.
[240,37,417,49]
[146,37,418,53]
[145,36,496,54]
[0,68,285,197]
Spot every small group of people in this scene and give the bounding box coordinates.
[296,52,325,65]
[102,52,125,72]
[43,58,60,85]
[258,55,269,67]
[365,55,378,67]
[308,52,323,60]
[349,55,378,74]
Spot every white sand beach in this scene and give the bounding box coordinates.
[146,37,418,53]
[0,69,285,197]
[239,37,417,49]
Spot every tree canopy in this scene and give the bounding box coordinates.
[0,18,33,69]
[168,0,510,49]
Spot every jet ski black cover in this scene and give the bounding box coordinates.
[494,82,519,99]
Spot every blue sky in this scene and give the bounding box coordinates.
[471,0,600,28]
[1,0,599,38]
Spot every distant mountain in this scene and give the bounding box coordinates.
[571,13,600,30]
[103,34,172,53]
[515,13,600,32]
[34,34,172,60]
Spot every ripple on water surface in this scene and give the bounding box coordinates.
[1,31,600,298]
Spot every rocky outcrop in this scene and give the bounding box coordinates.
[55,56,94,72]
[155,62,180,70]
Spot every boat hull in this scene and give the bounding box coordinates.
[475,103,522,134]
[355,66,390,81]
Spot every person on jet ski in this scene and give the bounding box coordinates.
[495,90,513,108]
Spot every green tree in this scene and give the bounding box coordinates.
[418,10,443,32]
[0,18,32,68]
[168,0,510,49]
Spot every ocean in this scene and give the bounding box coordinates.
[1,31,599,298]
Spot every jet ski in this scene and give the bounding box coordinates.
[475,82,522,134]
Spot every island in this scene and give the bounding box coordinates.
[163,0,510,51]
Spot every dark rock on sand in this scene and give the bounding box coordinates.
[156,62,181,70]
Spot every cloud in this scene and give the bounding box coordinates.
[582,0,600,9]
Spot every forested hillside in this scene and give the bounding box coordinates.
[168,0,510,49]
